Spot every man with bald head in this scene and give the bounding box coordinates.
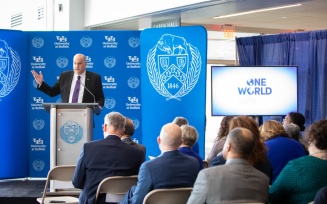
[187,127,269,204]
[119,123,200,204]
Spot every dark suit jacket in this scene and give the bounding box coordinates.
[72,135,145,204]
[38,70,104,107]
[121,137,146,157]
[127,150,200,204]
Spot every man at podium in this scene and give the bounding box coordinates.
[31,53,105,109]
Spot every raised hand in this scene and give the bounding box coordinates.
[31,70,44,86]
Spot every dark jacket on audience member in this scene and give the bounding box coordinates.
[72,135,144,204]
[119,150,200,204]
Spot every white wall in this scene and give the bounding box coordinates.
[0,0,48,31]
[54,0,85,31]
[0,0,11,29]
[205,63,225,159]
[53,0,70,30]
[69,0,85,30]
[84,0,211,27]
[0,0,84,31]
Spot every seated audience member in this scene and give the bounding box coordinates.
[284,123,309,154]
[172,116,199,154]
[209,152,225,167]
[282,112,306,131]
[72,112,145,204]
[314,186,327,204]
[283,123,301,141]
[172,116,189,127]
[269,119,327,204]
[259,120,306,183]
[206,116,234,165]
[210,116,273,182]
[119,123,200,204]
[282,111,308,147]
[187,127,269,204]
[179,125,203,169]
[121,117,146,158]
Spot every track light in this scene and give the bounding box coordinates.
[214,3,301,19]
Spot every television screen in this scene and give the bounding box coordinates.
[211,66,298,116]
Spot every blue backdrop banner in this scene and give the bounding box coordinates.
[0,26,207,178]
[0,29,28,179]
[140,26,207,159]
[27,31,141,177]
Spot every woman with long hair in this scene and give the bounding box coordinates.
[206,116,234,165]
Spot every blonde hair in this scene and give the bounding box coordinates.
[181,125,198,147]
[259,120,288,141]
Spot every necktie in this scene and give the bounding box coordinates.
[72,76,81,103]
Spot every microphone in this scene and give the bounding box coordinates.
[78,79,101,115]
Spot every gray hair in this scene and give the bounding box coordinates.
[284,123,301,141]
[104,112,126,132]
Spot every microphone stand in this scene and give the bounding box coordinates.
[79,80,101,115]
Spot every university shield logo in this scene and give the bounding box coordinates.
[80,36,93,48]
[56,56,69,68]
[33,160,45,171]
[60,120,83,144]
[31,36,44,48]
[128,37,140,48]
[0,40,21,99]
[33,118,45,130]
[147,34,201,100]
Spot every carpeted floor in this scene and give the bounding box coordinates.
[0,178,45,204]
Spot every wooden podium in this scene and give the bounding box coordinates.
[43,103,100,168]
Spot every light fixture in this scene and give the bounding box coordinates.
[214,3,301,19]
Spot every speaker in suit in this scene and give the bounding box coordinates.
[119,123,201,204]
[31,53,105,107]
[187,127,269,204]
[72,112,145,204]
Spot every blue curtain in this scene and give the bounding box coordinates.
[236,30,327,127]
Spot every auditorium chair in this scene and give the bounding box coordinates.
[142,187,193,204]
[37,165,80,204]
[94,175,138,204]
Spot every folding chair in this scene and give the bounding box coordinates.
[142,187,193,204]
[36,165,80,204]
[94,175,138,203]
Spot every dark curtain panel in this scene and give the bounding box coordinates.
[236,30,327,127]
